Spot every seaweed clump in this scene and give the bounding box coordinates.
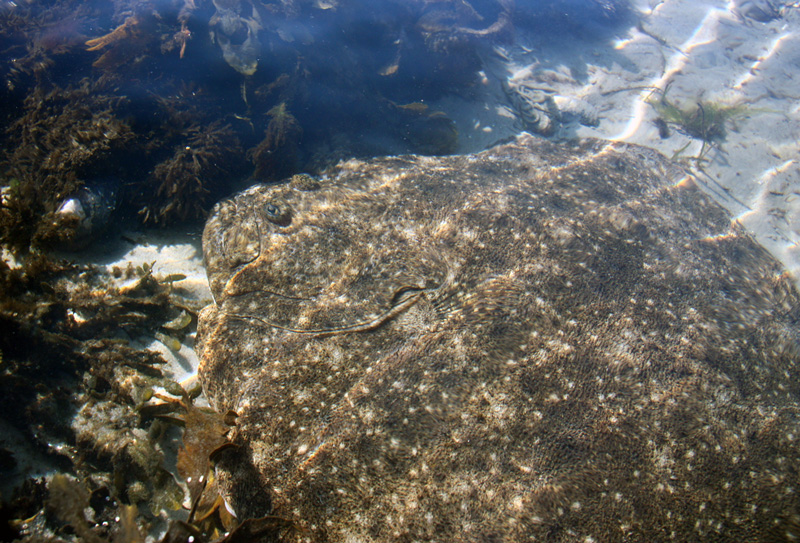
[0,0,524,253]
[248,102,303,182]
[0,255,198,541]
[0,0,95,94]
[45,474,144,543]
[0,79,136,254]
[646,86,751,160]
[140,121,243,225]
[0,253,295,541]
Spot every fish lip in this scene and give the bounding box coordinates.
[224,287,426,337]
[203,198,264,301]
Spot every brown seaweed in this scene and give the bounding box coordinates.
[143,387,241,539]
[176,396,237,535]
[0,254,208,540]
[84,11,162,71]
[46,474,108,543]
[248,102,303,182]
[1,0,517,258]
[262,102,302,150]
[139,121,243,225]
[0,1,92,89]
[0,79,135,254]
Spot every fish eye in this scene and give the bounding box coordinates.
[264,200,292,226]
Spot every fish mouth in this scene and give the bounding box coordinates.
[203,200,263,302]
[213,224,446,335]
[224,284,427,336]
[203,185,449,336]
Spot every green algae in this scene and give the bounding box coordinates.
[645,86,752,161]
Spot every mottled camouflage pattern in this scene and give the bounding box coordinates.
[198,135,800,541]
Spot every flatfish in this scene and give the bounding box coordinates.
[197,134,800,541]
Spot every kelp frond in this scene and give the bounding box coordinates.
[85,17,141,52]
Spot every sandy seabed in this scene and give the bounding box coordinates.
[448,0,800,279]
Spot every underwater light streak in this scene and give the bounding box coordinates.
[733,32,793,90]
[701,230,739,243]
[767,159,797,177]
[733,159,797,225]
[612,7,734,142]
[672,175,695,188]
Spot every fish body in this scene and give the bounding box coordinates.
[198,135,800,541]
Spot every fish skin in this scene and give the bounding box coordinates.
[197,134,800,541]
